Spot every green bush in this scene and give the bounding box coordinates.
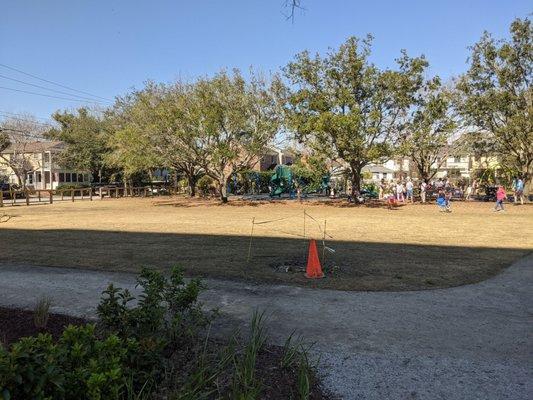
[0,266,205,400]
[197,175,215,197]
[0,325,128,400]
[56,183,91,190]
[96,267,205,390]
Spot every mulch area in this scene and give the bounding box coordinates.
[0,306,333,399]
[0,306,87,346]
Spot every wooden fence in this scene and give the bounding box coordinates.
[0,185,173,207]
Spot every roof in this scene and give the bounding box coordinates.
[362,165,395,174]
[1,140,65,154]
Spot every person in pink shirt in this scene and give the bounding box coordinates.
[494,185,507,212]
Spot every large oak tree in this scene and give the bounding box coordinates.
[456,18,532,193]
[283,35,429,197]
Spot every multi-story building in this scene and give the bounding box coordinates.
[0,140,91,189]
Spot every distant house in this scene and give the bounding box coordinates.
[256,148,294,171]
[0,140,91,189]
[362,164,395,181]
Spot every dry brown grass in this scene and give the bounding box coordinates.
[0,197,531,291]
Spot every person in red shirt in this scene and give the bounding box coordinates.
[494,185,507,212]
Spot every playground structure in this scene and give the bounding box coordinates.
[269,165,294,197]
[268,164,331,198]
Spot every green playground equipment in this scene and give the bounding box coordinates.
[269,165,294,197]
[269,165,332,197]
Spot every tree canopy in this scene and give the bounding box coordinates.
[456,17,532,190]
[283,35,429,195]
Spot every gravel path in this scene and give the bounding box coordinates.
[0,255,531,400]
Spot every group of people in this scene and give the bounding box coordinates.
[378,178,418,203]
[376,176,527,213]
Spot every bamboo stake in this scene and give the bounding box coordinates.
[322,219,327,265]
[303,209,306,239]
[246,217,255,263]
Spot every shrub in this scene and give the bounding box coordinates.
[56,183,90,190]
[197,175,215,197]
[96,266,206,390]
[0,325,128,400]
[33,296,52,330]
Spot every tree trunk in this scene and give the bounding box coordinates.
[218,180,228,203]
[185,172,198,197]
[522,167,532,201]
[350,163,363,201]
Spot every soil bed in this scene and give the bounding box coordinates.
[0,306,332,399]
[0,306,86,345]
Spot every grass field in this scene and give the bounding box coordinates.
[1,197,532,291]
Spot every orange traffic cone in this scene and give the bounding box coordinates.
[305,239,324,279]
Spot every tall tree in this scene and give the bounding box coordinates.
[47,108,112,182]
[193,70,282,202]
[399,81,456,182]
[0,116,48,188]
[109,81,205,196]
[456,17,532,193]
[283,36,428,198]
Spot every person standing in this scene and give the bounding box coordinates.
[379,179,385,200]
[465,183,472,200]
[406,178,414,203]
[494,185,507,212]
[514,177,525,205]
[396,181,405,203]
[420,180,427,203]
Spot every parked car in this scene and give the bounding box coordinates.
[0,183,25,199]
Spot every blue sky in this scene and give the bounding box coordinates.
[1,0,531,121]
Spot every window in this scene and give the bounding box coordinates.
[59,173,65,183]
[36,172,42,183]
[454,157,461,163]
[78,173,83,182]
[66,173,71,183]
[27,173,33,184]
[72,173,77,182]
[43,153,50,163]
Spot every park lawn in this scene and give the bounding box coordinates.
[0,197,531,291]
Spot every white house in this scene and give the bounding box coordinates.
[0,140,91,189]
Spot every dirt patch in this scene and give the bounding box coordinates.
[0,306,87,346]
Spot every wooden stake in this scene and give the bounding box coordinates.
[303,209,306,239]
[322,219,327,265]
[247,217,255,263]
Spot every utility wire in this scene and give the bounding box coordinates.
[0,73,112,104]
[0,63,112,102]
[0,86,105,104]
[0,113,54,128]
[0,110,54,123]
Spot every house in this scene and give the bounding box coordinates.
[361,164,395,181]
[0,140,91,189]
[256,148,294,171]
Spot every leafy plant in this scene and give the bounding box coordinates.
[33,296,52,330]
[96,266,206,390]
[230,310,267,399]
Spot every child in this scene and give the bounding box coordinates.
[436,189,451,212]
[494,185,507,212]
[396,182,405,203]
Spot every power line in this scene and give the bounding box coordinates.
[0,86,106,104]
[0,63,113,102]
[0,113,55,128]
[0,73,112,104]
[0,110,54,123]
